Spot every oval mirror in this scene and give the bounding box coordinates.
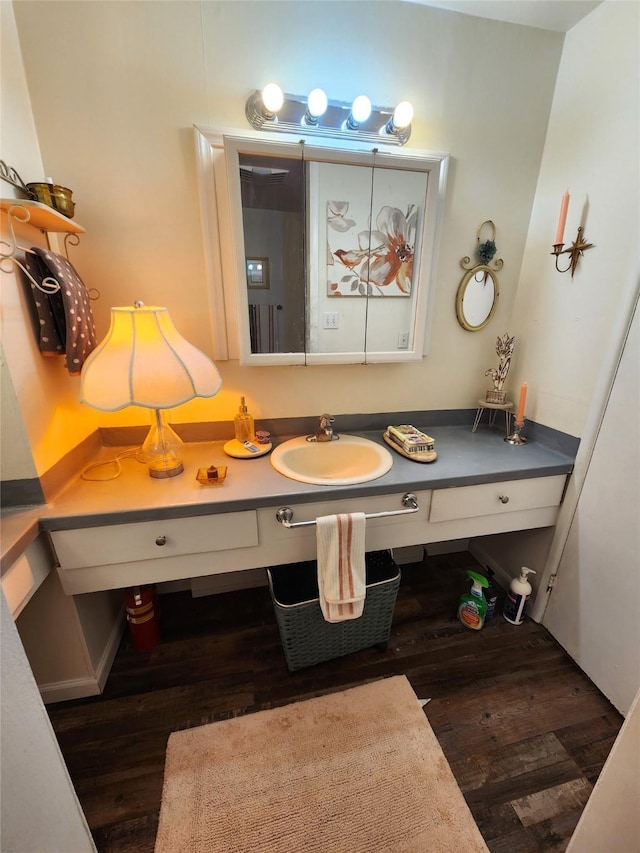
[456,265,499,331]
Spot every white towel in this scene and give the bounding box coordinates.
[316,513,366,623]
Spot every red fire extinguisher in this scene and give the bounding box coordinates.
[124,585,160,651]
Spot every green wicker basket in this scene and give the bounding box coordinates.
[267,550,400,671]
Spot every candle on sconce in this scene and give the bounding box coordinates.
[515,382,528,425]
[555,190,570,245]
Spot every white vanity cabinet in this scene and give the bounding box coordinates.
[4,533,123,704]
[428,475,567,533]
[2,533,52,619]
[49,475,567,596]
[34,471,569,699]
[51,510,259,595]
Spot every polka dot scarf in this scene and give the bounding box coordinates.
[24,248,98,375]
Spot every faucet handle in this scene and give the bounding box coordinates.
[319,413,334,428]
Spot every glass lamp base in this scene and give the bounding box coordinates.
[142,409,185,478]
[148,460,184,479]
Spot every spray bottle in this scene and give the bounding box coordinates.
[457,571,489,630]
[503,567,536,625]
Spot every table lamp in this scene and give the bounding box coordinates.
[80,302,222,479]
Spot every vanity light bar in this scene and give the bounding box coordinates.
[245,86,413,146]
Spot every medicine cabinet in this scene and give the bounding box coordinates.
[194,126,448,365]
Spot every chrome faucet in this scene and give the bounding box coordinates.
[307,413,339,442]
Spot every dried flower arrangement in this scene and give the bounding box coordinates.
[484,333,514,403]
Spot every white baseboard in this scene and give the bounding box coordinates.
[157,578,191,594]
[39,613,125,704]
[95,612,126,692]
[40,677,102,704]
[191,567,268,597]
[391,545,425,565]
[468,541,511,590]
[425,539,470,556]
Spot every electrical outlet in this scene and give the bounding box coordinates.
[397,331,409,349]
[323,312,339,330]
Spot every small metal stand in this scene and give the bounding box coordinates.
[504,419,527,445]
[472,400,513,435]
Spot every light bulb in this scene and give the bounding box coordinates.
[261,83,284,114]
[392,100,414,129]
[307,88,328,118]
[351,95,372,124]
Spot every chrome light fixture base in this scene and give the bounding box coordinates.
[245,90,412,146]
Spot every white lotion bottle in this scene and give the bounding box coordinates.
[503,567,536,625]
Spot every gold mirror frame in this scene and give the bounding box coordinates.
[455,220,504,332]
[455,266,500,331]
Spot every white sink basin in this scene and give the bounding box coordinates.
[270,434,393,486]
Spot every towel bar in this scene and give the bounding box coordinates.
[275,493,419,528]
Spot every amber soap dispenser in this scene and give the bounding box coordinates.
[234,396,255,444]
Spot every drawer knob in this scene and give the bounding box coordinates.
[498,495,510,504]
[155,535,167,546]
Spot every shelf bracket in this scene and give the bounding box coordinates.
[0,203,61,293]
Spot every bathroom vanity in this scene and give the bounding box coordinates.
[1,420,574,701]
[40,424,572,594]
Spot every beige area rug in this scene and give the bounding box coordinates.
[155,675,489,853]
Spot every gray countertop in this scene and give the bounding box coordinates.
[1,423,575,571]
[45,423,574,523]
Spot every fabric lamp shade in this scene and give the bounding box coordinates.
[80,305,222,411]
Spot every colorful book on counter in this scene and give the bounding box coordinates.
[386,425,435,453]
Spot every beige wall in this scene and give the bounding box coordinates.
[3,1,636,478]
[1,2,101,477]
[6,0,563,456]
[509,0,639,437]
[0,345,37,481]
[470,1,640,705]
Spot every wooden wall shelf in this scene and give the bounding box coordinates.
[1,198,85,234]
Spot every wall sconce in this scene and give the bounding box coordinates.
[551,191,594,277]
[80,302,222,479]
[245,84,414,145]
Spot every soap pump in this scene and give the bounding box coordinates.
[457,571,489,630]
[503,567,536,625]
[234,396,255,444]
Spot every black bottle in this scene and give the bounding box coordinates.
[484,568,498,621]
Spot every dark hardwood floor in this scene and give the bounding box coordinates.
[47,551,623,853]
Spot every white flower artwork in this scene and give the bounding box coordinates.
[327,201,418,297]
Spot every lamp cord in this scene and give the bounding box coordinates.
[80,447,146,481]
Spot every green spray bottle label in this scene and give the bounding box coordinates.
[458,571,489,630]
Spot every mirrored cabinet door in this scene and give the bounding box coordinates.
[238,151,306,356]
[194,126,448,366]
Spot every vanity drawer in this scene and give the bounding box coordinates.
[50,511,258,570]
[429,475,566,522]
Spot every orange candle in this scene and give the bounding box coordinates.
[555,191,570,244]
[516,382,528,425]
